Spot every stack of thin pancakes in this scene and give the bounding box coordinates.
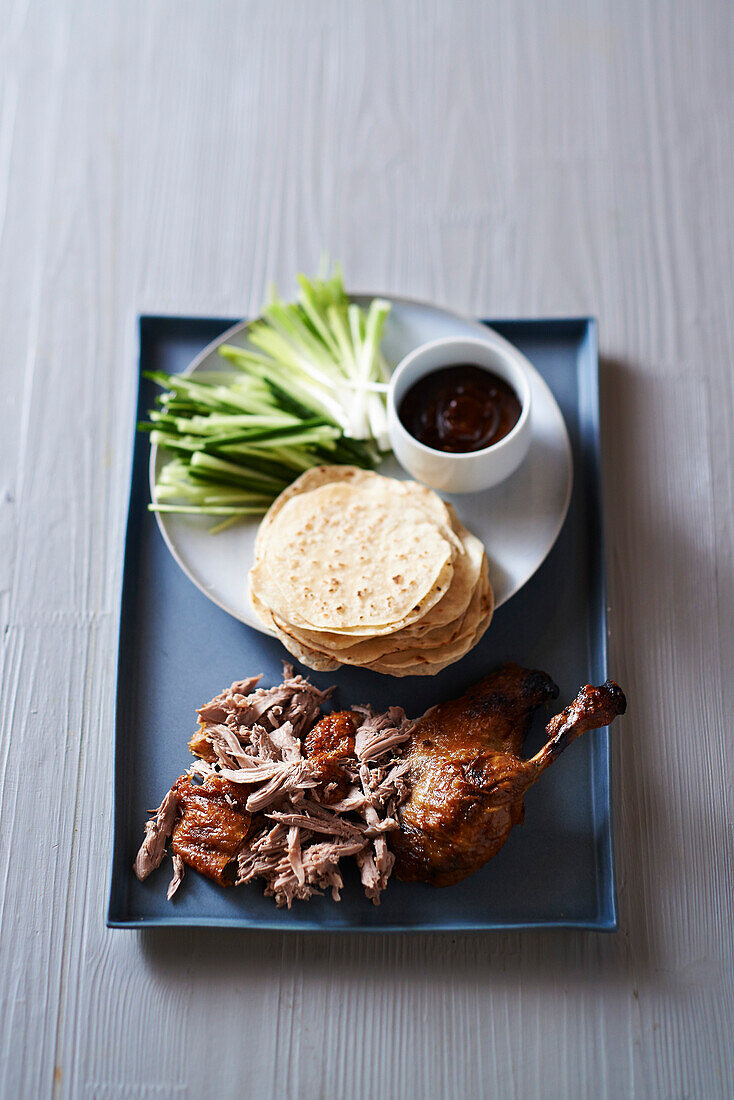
[249,466,494,676]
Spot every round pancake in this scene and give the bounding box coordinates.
[251,479,457,632]
[248,464,494,675]
[364,584,495,677]
[286,506,486,652]
[250,591,341,671]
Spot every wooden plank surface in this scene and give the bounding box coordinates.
[0,1,732,1096]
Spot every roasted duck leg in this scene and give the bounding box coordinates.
[390,663,626,886]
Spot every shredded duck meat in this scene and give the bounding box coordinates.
[134,664,414,907]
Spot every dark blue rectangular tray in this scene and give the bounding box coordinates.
[108,315,615,931]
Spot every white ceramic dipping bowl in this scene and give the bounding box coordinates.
[387,335,533,493]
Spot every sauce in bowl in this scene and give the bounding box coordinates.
[398,364,522,453]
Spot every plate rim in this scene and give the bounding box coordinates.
[148,294,573,631]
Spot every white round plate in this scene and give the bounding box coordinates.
[151,297,572,633]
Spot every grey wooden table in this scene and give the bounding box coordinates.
[1,2,732,1097]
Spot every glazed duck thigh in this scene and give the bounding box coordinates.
[390,663,626,886]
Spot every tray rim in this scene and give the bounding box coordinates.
[108,312,616,933]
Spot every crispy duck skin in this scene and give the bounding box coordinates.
[170,775,252,886]
[303,710,356,761]
[390,663,626,887]
[302,710,357,804]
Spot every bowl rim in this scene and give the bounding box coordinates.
[387,334,532,462]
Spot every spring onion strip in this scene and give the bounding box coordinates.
[149,505,268,516]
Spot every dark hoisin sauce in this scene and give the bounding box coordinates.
[398,364,522,453]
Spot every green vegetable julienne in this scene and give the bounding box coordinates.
[139,265,391,532]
